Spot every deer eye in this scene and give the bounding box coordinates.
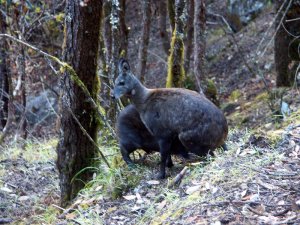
[119,80,125,86]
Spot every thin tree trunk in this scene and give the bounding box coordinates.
[101,1,112,113]
[193,0,206,93]
[158,0,170,55]
[0,11,9,130]
[108,0,121,123]
[166,0,185,88]
[137,0,151,83]
[274,0,297,87]
[56,0,103,207]
[167,0,175,32]
[184,0,194,74]
[15,46,27,140]
[119,0,128,57]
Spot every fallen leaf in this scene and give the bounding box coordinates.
[240,189,248,198]
[186,185,201,195]
[277,200,285,205]
[0,187,13,193]
[123,195,136,200]
[95,185,103,191]
[157,200,167,210]
[65,212,77,220]
[107,206,117,213]
[146,180,160,185]
[131,205,141,212]
[18,196,30,201]
[250,194,259,202]
[136,193,143,204]
[235,147,241,156]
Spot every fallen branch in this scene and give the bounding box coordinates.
[168,166,189,188]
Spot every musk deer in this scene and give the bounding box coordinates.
[113,59,228,179]
[116,104,189,168]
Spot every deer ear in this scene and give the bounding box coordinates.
[118,58,130,73]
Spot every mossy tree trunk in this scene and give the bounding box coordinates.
[275,0,300,87]
[166,0,185,88]
[56,0,103,207]
[137,0,151,83]
[193,0,206,93]
[167,0,175,33]
[0,10,9,129]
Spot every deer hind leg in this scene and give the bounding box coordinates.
[178,131,211,157]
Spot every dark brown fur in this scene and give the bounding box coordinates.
[116,104,189,167]
[114,59,228,178]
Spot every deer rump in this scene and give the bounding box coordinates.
[116,105,189,167]
[140,88,228,156]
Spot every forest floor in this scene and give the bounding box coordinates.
[1,2,300,225]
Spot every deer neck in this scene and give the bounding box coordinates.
[129,78,150,110]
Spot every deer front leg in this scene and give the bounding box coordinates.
[157,139,172,179]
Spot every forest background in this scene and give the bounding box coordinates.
[0,0,300,224]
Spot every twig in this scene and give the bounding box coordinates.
[5,182,18,189]
[69,218,83,225]
[246,205,268,216]
[167,166,189,188]
[286,17,300,22]
[258,0,293,58]
[273,214,297,225]
[256,0,290,54]
[52,204,65,211]
[68,108,111,168]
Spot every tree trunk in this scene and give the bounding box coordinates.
[119,0,128,57]
[0,11,9,130]
[184,0,194,74]
[137,0,151,83]
[100,1,112,113]
[56,0,103,207]
[158,0,170,55]
[275,0,300,87]
[166,0,185,88]
[193,0,206,93]
[15,46,27,140]
[167,0,175,33]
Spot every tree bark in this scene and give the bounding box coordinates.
[184,0,194,74]
[158,0,170,55]
[137,0,151,83]
[119,0,128,57]
[166,0,185,88]
[56,0,103,207]
[15,46,27,140]
[108,0,121,123]
[167,0,175,33]
[275,0,300,87]
[193,0,206,93]
[0,11,9,130]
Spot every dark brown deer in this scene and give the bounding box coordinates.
[113,59,228,179]
[116,104,189,167]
